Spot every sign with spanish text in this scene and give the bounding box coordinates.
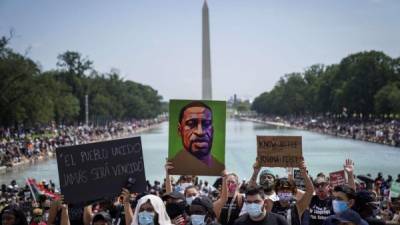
[56,137,146,205]
[257,136,302,167]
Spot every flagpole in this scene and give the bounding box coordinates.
[26,178,37,203]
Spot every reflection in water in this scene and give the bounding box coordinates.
[1,119,400,186]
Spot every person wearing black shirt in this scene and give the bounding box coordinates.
[271,160,314,225]
[234,187,288,225]
[309,176,334,225]
[352,190,385,225]
[213,173,244,225]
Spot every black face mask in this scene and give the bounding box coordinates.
[166,201,187,219]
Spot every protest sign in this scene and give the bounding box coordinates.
[56,137,146,204]
[329,170,346,187]
[168,99,226,176]
[391,182,400,198]
[257,136,302,167]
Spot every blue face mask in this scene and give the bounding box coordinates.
[138,211,155,225]
[190,214,206,225]
[246,203,263,218]
[332,200,349,214]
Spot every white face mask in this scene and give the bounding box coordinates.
[138,211,155,225]
[190,214,206,225]
[186,196,197,205]
[246,203,263,218]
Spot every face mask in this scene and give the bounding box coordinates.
[166,201,186,219]
[246,203,263,218]
[277,192,293,202]
[228,183,237,193]
[190,214,206,225]
[332,200,349,214]
[138,211,155,225]
[373,208,380,217]
[186,196,197,205]
[33,216,42,223]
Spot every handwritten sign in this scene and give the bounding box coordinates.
[329,170,346,187]
[257,136,302,167]
[56,137,146,204]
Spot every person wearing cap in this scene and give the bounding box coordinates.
[248,157,276,196]
[163,191,189,225]
[91,211,112,225]
[188,196,219,225]
[323,185,368,225]
[324,208,369,225]
[352,190,385,225]
[309,174,335,225]
[271,160,314,225]
[239,159,278,217]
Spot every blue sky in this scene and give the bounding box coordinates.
[1,0,399,101]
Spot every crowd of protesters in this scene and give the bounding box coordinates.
[0,118,165,168]
[1,157,399,225]
[242,115,400,147]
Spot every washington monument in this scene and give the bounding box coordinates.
[202,0,212,100]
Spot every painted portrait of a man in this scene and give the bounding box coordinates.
[169,100,225,176]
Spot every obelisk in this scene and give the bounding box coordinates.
[202,0,212,100]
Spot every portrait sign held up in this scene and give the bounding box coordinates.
[168,99,226,176]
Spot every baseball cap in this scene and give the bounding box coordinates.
[331,209,363,225]
[260,169,275,178]
[355,190,379,209]
[162,191,185,202]
[191,196,214,215]
[314,176,329,185]
[92,211,112,224]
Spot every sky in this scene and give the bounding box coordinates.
[1,0,400,101]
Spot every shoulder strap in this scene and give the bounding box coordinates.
[226,194,237,223]
[237,193,244,209]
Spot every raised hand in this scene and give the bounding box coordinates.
[121,188,131,204]
[299,160,307,175]
[253,157,261,172]
[165,158,174,174]
[171,215,185,225]
[344,159,354,174]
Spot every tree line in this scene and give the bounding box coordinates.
[0,35,164,128]
[252,51,400,118]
